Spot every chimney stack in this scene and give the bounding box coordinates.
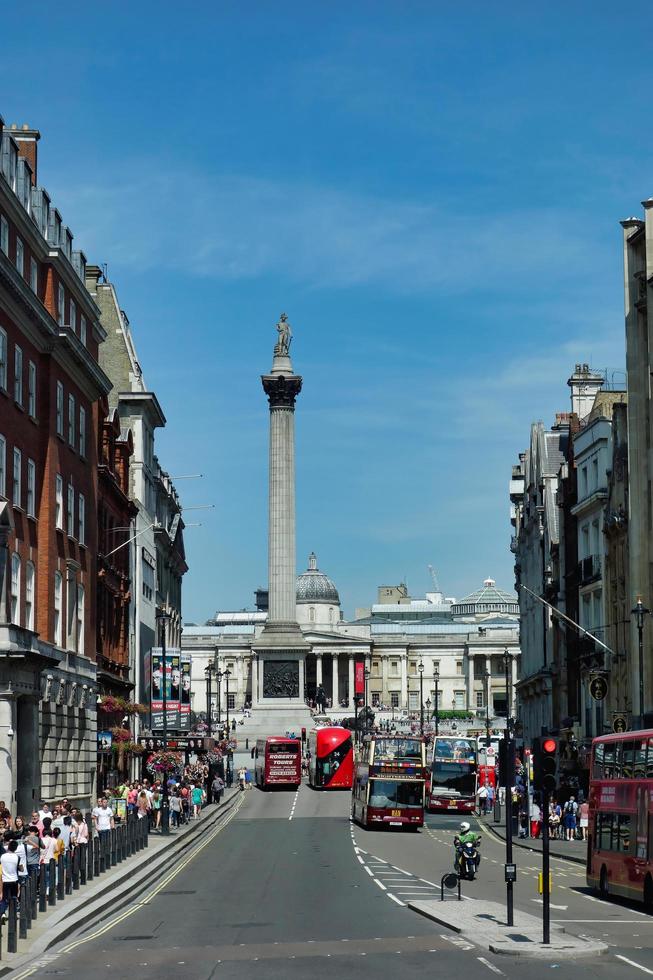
[11,124,40,186]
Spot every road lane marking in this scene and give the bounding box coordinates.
[365,866,374,876]
[374,879,387,890]
[477,956,504,975]
[387,893,406,906]
[288,787,300,821]
[615,955,653,975]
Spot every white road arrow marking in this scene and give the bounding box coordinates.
[531,899,568,910]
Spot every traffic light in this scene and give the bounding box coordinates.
[532,736,558,793]
[498,737,514,788]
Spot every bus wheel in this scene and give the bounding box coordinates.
[644,875,653,910]
[599,865,609,897]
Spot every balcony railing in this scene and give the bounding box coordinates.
[578,554,602,585]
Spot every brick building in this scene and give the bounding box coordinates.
[0,118,110,810]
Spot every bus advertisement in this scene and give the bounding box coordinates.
[587,730,653,905]
[308,727,354,789]
[254,737,302,789]
[351,736,426,830]
[428,736,477,813]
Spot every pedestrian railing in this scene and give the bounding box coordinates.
[0,811,150,960]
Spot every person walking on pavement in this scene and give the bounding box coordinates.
[477,781,488,815]
[238,767,247,791]
[579,799,589,841]
[211,774,225,804]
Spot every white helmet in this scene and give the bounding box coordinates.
[459,821,470,833]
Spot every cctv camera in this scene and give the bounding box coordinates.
[121,715,129,726]
[7,728,14,738]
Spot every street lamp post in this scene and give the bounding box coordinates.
[433,667,439,736]
[503,648,514,927]
[204,664,214,737]
[364,667,371,739]
[418,661,424,735]
[224,668,232,733]
[156,611,171,836]
[425,698,431,732]
[484,669,491,749]
[216,669,222,727]
[632,596,650,726]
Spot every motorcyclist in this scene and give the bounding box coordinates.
[454,821,482,873]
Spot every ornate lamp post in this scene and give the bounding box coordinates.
[155,610,171,835]
[433,666,439,736]
[364,667,371,738]
[224,668,232,733]
[503,648,514,926]
[425,698,431,732]
[215,668,223,727]
[418,661,425,735]
[204,663,214,737]
[632,596,650,725]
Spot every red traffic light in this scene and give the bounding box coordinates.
[542,738,557,754]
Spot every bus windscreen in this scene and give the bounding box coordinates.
[372,738,422,761]
[369,779,423,808]
[431,763,476,798]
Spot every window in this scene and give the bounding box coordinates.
[78,493,85,545]
[55,474,63,529]
[409,660,417,673]
[456,660,463,675]
[67,482,74,536]
[227,693,235,711]
[581,466,588,498]
[0,435,5,497]
[390,660,399,676]
[371,692,381,706]
[79,405,86,457]
[390,692,400,708]
[12,448,21,507]
[29,257,38,293]
[66,571,76,650]
[142,555,155,601]
[14,345,22,405]
[10,553,20,624]
[57,283,65,326]
[26,458,35,517]
[15,236,23,276]
[454,690,465,709]
[79,316,86,346]
[68,394,75,446]
[56,381,64,436]
[0,328,6,390]
[309,606,315,622]
[53,571,62,646]
[476,691,484,708]
[27,361,36,418]
[592,457,599,490]
[69,298,76,333]
[25,561,34,631]
[408,690,418,709]
[596,813,631,854]
[77,583,84,655]
[0,216,8,255]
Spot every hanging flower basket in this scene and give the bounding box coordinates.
[99,696,148,715]
[146,751,183,779]
[110,727,132,744]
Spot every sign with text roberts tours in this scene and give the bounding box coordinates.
[355,661,365,695]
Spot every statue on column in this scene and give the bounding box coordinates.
[274,312,292,356]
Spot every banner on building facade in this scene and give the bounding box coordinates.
[150,648,182,730]
[355,661,365,695]
[97,731,112,751]
[180,653,192,731]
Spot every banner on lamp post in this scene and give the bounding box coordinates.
[151,648,182,730]
[180,653,192,730]
[355,661,365,695]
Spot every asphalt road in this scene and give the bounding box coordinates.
[9,789,653,980]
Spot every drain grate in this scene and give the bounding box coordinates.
[115,935,155,941]
[161,890,197,896]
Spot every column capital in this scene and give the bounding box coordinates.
[261,373,302,408]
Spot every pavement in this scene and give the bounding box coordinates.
[4,787,653,980]
[477,812,588,866]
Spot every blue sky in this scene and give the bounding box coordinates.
[3,2,644,620]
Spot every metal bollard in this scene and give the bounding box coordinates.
[72,846,80,889]
[93,838,100,878]
[57,855,65,900]
[110,827,117,866]
[65,851,73,894]
[19,880,28,938]
[143,816,149,848]
[116,826,123,864]
[99,835,106,874]
[48,858,56,905]
[29,871,37,921]
[7,895,17,953]
[38,864,46,913]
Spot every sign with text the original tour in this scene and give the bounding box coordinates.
[589,674,609,702]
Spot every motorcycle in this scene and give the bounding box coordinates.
[454,836,481,881]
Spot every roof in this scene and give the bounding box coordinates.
[296,553,340,605]
[451,578,519,617]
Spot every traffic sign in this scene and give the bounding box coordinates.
[612,712,629,733]
[589,674,609,702]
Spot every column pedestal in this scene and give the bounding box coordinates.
[332,653,339,704]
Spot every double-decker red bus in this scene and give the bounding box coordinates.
[308,727,354,789]
[587,730,653,905]
[428,736,477,813]
[254,737,301,789]
[351,736,426,830]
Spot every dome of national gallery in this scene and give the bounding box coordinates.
[451,578,519,620]
[296,553,340,604]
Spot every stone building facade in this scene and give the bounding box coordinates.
[0,119,109,810]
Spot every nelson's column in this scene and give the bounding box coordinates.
[252,314,311,722]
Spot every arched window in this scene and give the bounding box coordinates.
[10,553,20,624]
[25,561,35,631]
[77,583,85,655]
[309,607,315,622]
[54,571,63,646]
[329,607,334,623]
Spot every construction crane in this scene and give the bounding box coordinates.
[427,564,441,594]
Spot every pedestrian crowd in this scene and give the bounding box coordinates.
[525,796,589,841]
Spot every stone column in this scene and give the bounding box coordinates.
[467,654,475,711]
[0,694,16,808]
[0,505,13,623]
[316,652,323,687]
[400,654,408,709]
[381,656,388,707]
[348,655,355,706]
[485,656,492,715]
[261,369,303,626]
[236,655,244,709]
[332,653,339,704]
[251,655,259,707]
